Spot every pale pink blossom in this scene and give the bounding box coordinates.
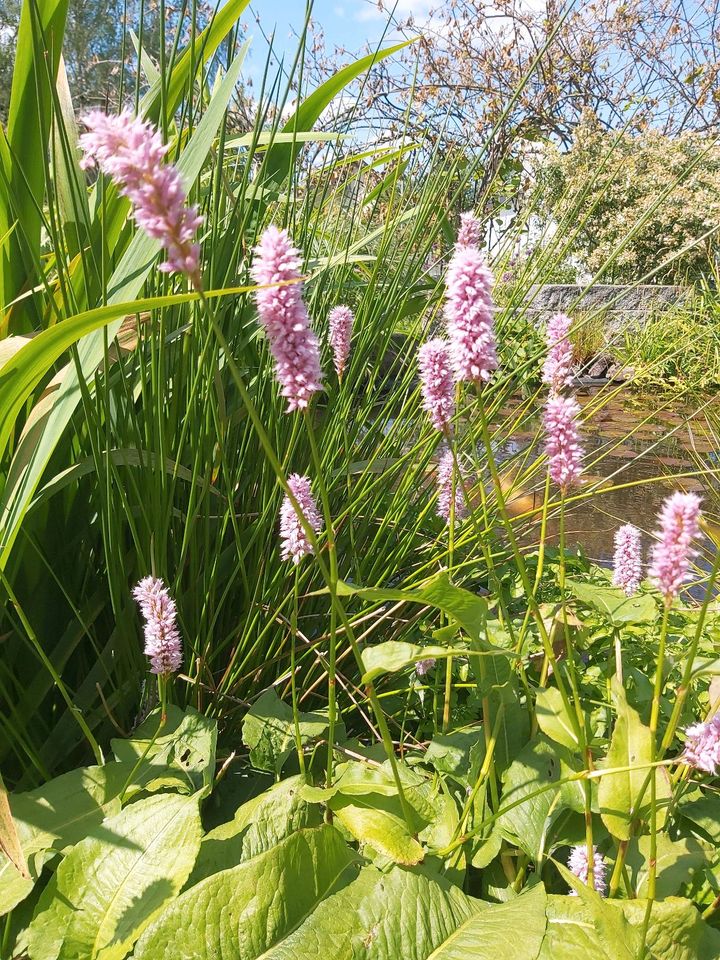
[648,492,702,603]
[542,312,574,392]
[612,524,643,596]
[543,394,584,490]
[133,576,182,675]
[567,845,607,895]
[683,715,720,774]
[280,474,323,564]
[251,226,324,412]
[457,211,481,248]
[328,305,354,378]
[444,245,498,383]
[437,449,468,524]
[415,658,436,676]
[80,110,202,286]
[418,338,455,432]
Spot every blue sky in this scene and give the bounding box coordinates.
[242,0,427,79]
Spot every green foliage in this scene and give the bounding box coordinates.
[1,2,720,956]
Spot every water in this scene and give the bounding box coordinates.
[495,389,716,584]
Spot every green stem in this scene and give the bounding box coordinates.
[559,497,595,889]
[476,398,580,742]
[302,410,339,789]
[290,567,306,778]
[120,675,167,803]
[638,602,670,957]
[443,435,456,734]
[0,569,103,766]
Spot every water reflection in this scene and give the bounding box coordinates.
[495,389,716,590]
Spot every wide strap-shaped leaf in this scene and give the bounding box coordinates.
[267,865,545,960]
[133,825,358,960]
[0,763,127,917]
[263,41,412,185]
[497,736,584,860]
[111,704,217,796]
[598,679,672,840]
[27,792,202,960]
[334,572,500,652]
[0,45,247,570]
[190,774,322,883]
[0,0,69,321]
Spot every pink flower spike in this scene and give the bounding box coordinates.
[328,305,354,378]
[280,474,323,564]
[567,845,607,895]
[79,110,202,287]
[436,448,468,524]
[444,245,498,383]
[133,576,182,676]
[543,394,584,491]
[418,338,455,432]
[457,211,481,248]
[542,312,574,392]
[612,524,643,596]
[251,226,325,412]
[648,491,702,603]
[683,715,720,774]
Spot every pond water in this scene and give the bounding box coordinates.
[495,389,717,588]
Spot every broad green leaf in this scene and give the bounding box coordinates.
[566,580,657,626]
[111,704,217,795]
[361,640,461,682]
[0,48,247,570]
[535,686,580,750]
[497,736,584,860]
[190,775,322,883]
[598,680,672,840]
[542,894,634,960]
[272,866,545,960]
[427,884,546,959]
[557,864,642,960]
[626,834,706,899]
[424,725,486,786]
[302,760,437,828]
[0,763,127,916]
[133,825,357,960]
[679,792,720,843]
[334,572,500,651]
[241,688,334,775]
[621,897,720,960]
[328,793,424,865]
[482,646,531,772]
[27,792,202,960]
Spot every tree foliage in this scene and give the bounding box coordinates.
[535,117,720,282]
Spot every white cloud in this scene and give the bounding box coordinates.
[355,0,434,23]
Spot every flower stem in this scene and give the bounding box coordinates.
[290,566,306,778]
[638,601,670,956]
[302,409,339,789]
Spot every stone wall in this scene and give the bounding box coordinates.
[525,284,689,330]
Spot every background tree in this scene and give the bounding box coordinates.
[535,116,720,282]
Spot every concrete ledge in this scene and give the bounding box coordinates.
[526,284,689,327]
